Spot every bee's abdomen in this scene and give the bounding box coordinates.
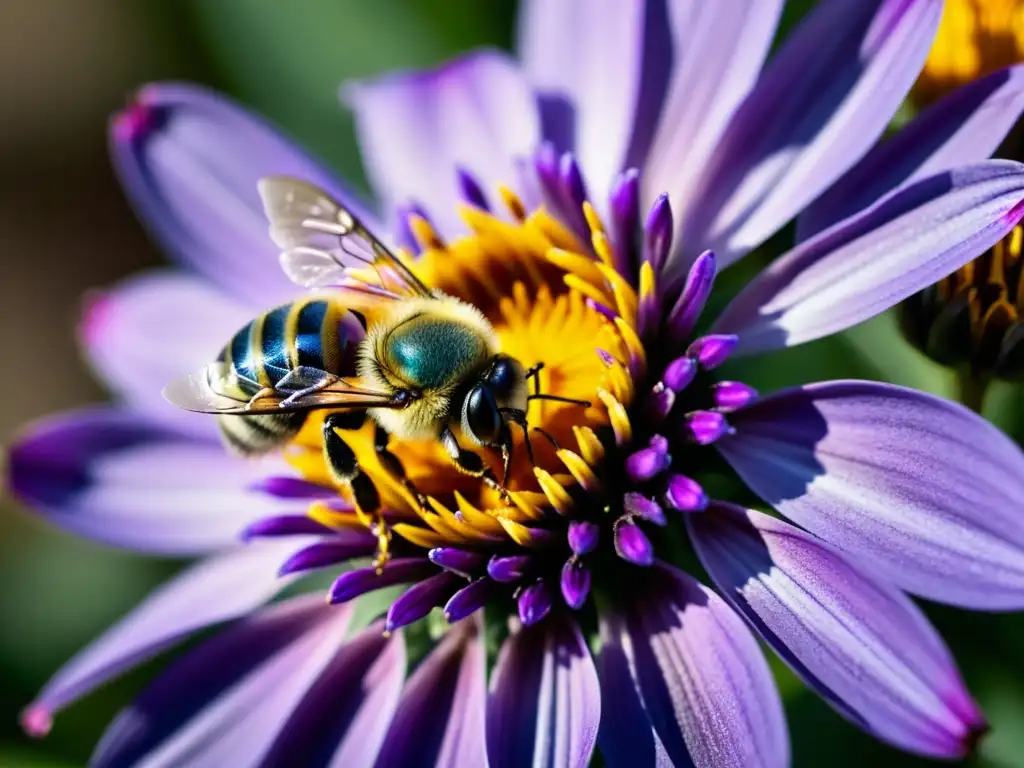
[221,298,356,395]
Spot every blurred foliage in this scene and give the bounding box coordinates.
[3,1,1024,766]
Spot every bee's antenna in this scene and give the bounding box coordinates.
[532,426,561,450]
[527,393,591,407]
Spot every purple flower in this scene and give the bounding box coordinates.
[9,2,1024,765]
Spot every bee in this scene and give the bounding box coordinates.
[164,177,586,524]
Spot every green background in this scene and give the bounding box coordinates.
[1,1,1022,765]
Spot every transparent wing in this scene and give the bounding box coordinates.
[258,176,432,297]
[163,362,409,415]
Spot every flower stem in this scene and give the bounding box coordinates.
[956,370,990,415]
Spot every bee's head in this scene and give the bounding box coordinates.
[461,355,526,446]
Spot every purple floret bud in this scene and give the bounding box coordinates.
[518,581,553,626]
[615,521,654,566]
[561,559,592,610]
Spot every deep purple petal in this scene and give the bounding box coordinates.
[518,581,554,627]
[718,381,1024,608]
[261,620,407,768]
[678,0,944,272]
[690,504,986,759]
[7,407,299,554]
[713,161,1024,354]
[80,272,250,436]
[20,540,306,735]
[597,563,788,768]
[642,0,784,246]
[375,622,487,768]
[91,596,357,767]
[517,0,646,201]
[561,560,592,610]
[445,578,494,622]
[346,51,540,237]
[487,614,599,768]
[110,82,372,306]
[240,514,336,541]
[666,250,717,340]
[800,64,1024,240]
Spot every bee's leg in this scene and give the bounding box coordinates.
[322,411,390,568]
[500,408,535,466]
[440,426,511,504]
[373,424,427,511]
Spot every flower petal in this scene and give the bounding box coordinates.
[712,161,1024,354]
[517,0,646,201]
[90,597,369,767]
[678,0,943,272]
[111,82,372,306]
[718,381,1024,609]
[261,621,407,768]
[689,504,986,759]
[20,540,306,736]
[346,51,540,237]
[375,621,487,767]
[597,563,788,768]
[799,64,1024,240]
[81,271,250,437]
[8,407,302,554]
[642,0,783,234]
[486,614,599,768]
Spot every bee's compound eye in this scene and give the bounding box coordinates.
[486,357,522,397]
[463,385,502,446]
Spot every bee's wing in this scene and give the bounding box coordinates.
[163,363,408,415]
[258,177,432,297]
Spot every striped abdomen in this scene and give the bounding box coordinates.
[217,298,361,455]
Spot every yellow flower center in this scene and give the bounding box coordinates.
[281,190,646,560]
[914,0,1024,106]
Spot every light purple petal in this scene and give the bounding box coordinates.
[81,271,250,437]
[642,0,784,236]
[375,621,487,767]
[799,64,1024,240]
[713,161,1024,354]
[487,614,599,768]
[517,0,645,201]
[90,597,365,768]
[20,539,307,736]
[8,407,305,554]
[718,381,1024,609]
[690,504,986,759]
[677,0,943,272]
[346,51,540,237]
[262,620,407,768]
[597,563,788,768]
[110,82,373,306]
